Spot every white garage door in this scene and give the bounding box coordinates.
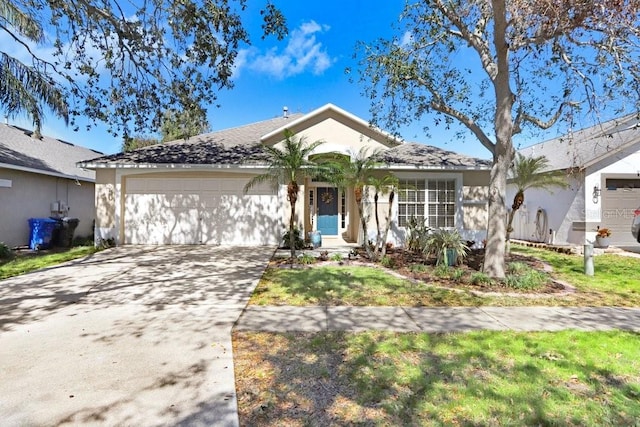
[124,177,281,245]
[602,178,640,246]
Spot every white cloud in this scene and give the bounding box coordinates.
[400,31,414,47]
[234,20,335,79]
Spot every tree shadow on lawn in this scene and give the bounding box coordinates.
[260,266,422,306]
[235,330,640,426]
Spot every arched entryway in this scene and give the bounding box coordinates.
[305,152,355,241]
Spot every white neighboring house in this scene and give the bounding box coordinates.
[509,114,640,247]
[0,123,100,248]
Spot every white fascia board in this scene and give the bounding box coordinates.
[0,162,95,183]
[384,164,492,171]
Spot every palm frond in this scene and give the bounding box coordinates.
[0,53,69,129]
[0,0,44,42]
[510,153,569,193]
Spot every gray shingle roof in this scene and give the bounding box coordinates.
[379,143,492,168]
[80,111,490,170]
[519,113,640,171]
[83,114,304,166]
[0,124,101,181]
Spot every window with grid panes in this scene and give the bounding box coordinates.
[398,179,456,227]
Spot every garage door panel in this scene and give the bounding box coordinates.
[602,178,640,245]
[124,176,280,245]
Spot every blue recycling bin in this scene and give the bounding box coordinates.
[28,218,58,250]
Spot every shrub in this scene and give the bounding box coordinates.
[425,229,469,266]
[282,228,305,250]
[380,255,395,268]
[405,216,432,253]
[330,253,343,262]
[470,272,492,286]
[298,253,315,264]
[507,262,528,275]
[450,268,465,282]
[504,266,548,290]
[409,263,428,273]
[0,242,14,260]
[434,264,452,278]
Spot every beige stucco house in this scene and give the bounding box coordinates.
[79,104,491,248]
[0,123,99,248]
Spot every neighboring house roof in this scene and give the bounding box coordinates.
[0,124,101,181]
[79,104,490,170]
[379,143,492,169]
[519,113,640,171]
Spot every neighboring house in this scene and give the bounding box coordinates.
[79,104,491,247]
[509,114,640,247]
[0,123,100,248]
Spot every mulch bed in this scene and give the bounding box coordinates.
[270,247,568,295]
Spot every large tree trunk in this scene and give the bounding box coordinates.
[484,0,514,279]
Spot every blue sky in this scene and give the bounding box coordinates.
[9,1,553,159]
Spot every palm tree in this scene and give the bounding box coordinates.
[330,148,381,260]
[244,129,325,259]
[368,173,399,259]
[506,153,569,245]
[1,0,68,135]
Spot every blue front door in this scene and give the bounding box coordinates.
[317,187,338,235]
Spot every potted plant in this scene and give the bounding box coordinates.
[595,227,612,248]
[425,228,469,266]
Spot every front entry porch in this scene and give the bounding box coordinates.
[303,180,359,244]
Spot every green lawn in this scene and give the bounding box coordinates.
[234,330,640,426]
[0,246,97,280]
[253,247,640,307]
[251,265,486,306]
[511,246,640,306]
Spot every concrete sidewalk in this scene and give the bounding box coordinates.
[235,306,640,333]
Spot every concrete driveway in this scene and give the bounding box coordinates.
[0,245,273,426]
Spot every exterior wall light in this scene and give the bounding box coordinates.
[592,185,601,204]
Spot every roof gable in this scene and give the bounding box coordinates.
[260,103,402,148]
[0,124,100,181]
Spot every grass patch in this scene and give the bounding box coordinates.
[234,330,640,426]
[511,245,640,305]
[0,246,97,280]
[251,266,485,306]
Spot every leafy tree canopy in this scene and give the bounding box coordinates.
[120,107,211,151]
[355,0,640,278]
[1,0,286,135]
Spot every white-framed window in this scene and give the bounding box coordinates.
[398,178,456,228]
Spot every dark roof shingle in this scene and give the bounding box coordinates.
[379,143,491,168]
[84,114,303,166]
